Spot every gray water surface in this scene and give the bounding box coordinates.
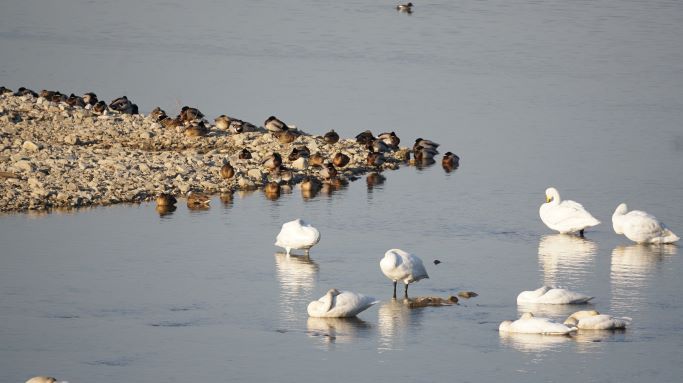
[1,1,683,382]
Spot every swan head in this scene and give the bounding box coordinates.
[520,312,535,319]
[564,310,600,325]
[326,288,341,297]
[544,187,560,204]
[499,320,513,332]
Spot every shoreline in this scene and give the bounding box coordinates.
[0,92,411,213]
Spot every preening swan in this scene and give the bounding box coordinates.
[612,203,679,244]
[26,377,68,383]
[275,219,321,256]
[380,249,429,299]
[517,286,593,304]
[307,288,379,318]
[539,187,600,236]
[499,312,577,335]
[563,310,631,330]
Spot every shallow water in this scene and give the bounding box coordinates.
[1,0,683,382]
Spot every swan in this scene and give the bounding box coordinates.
[499,312,577,335]
[539,187,600,236]
[380,249,429,299]
[26,377,68,383]
[275,219,321,256]
[517,286,593,304]
[307,288,379,318]
[563,310,631,330]
[612,203,679,244]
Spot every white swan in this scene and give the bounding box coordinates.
[539,187,600,236]
[275,219,321,255]
[380,249,429,299]
[307,288,379,318]
[517,286,593,304]
[499,312,577,335]
[612,203,679,244]
[563,310,630,330]
[26,377,68,383]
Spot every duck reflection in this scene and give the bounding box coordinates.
[306,317,372,348]
[366,172,386,190]
[274,253,319,325]
[155,205,176,217]
[499,332,572,353]
[610,244,677,313]
[377,299,425,352]
[538,234,597,288]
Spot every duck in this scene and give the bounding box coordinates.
[66,93,85,107]
[184,122,208,137]
[413,147,438,163]
[563,310,631,330]
[275,218,321,256]
[612,203,679,244]
[499,312,577,335]
[238,148,252,160]
[220,162,235,179]
[156,193,177,207]
[378,131,400,149]
[366,172,386,188]
[26,377,68,383]
[277,130,299,144]
[413,138,439,152]
[179,106,204,123]
[92,100,108,115]
[355,130,375,145]
[228,119,245,133]
[0,86,13,94]
[160,117,181,129]
[320,163,337,180]
[150,107,168,122]
[186,191,211,208]
[367,139,390,153]
[14,87,39,97]
[309,152,325,167]
[367,152,385,168]
[380,248,429,299]
[264,181,281,195]
[441,152,460,169]
[333,152,350,168]
[264,115,288,133]
[517,286,593,304]
[324,129,340,144]
[82,92,98,106]
[307,288,379,318]
[109,96,134,114]
[539,187,600,236]
[214,115,231,130]
[262,152,283,172]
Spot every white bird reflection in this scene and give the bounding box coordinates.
[572,329,628,354]
[377,299,425,352]
[274,253,319,326]
[306,317,372,349]
[538,234,597,288]
[499,331,572,353]
[610,244,677,313]
[516,303,594,319]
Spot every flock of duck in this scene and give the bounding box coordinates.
[273,186,679,335]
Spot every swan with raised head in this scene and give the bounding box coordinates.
[380,249,429,299]
[275,219,321,256]
[612,203,679,244]
[517,286,593,304]
[539,187,600,236]
[563,310,631,330]
[307,288,379,318]
[499,312,577,335]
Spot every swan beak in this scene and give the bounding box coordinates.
[545,196,552,203]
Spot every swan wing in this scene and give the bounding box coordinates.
[540,200,600,233]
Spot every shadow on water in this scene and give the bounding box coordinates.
[537,234,598,288]
[306,317,373,349]
[274,253,319,327]
[610,244,678,313]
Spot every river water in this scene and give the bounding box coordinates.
[1,1,682,382]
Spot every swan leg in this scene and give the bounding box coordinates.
[305,248,310,256]
[579,229,585,237]
[286,248,291,256]
[392,281,397,299]
[404,283,409,299]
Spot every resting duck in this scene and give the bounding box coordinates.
[355,130,375,145]
[109,96,134,114]
[324,129,340,144]
[214,115,231,130]
[238,148,252,160]
[442,152,460,169]
[264,115,288,133]
[220,162,235,179]
[333,152,350,168]
[82,92,98,106]
[186,191,211,208]
[396,3,414,13]
[150,107,168,122]
[156,193,177,207]
[263,153,283,172]
[378,131,400,149]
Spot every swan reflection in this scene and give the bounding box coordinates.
[274,253,319,325]
[610,244,677,313]
[572,329,628,353]
[377,299,425,352]
[499,332,572,353]
[538,234,597,288]
[516,303,594,319]
[306,317,372,348]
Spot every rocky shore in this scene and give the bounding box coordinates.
[0,91,413,213]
